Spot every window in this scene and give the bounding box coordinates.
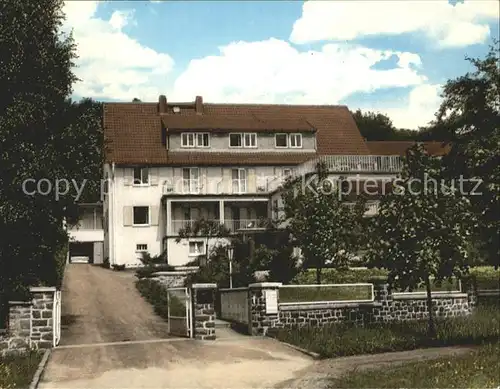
[275,133,288,148]
[181,132,210,148]
[182,168,199,193]
[232,168,247,193]
[196,133,210,147]
[181,133,195,147]
[189,241,205,256]
[230,133,257,148]
[133,167,149,185]
[229,133,242,147]
[283,168,292,177]
[244,133,257,147]
[136,244,148,252]
[133,206,149,225]
[289,134,302,148]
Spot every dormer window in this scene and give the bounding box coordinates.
[230,133,257,148]
[275,133,302,148]
[289,134,302,148]
[182,132,210,148]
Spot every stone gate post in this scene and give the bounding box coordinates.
[191,283,217,340]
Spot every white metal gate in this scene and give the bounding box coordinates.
[167,287,192,338]
[53,290,61,346]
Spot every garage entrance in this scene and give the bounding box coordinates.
[69,242,94,264]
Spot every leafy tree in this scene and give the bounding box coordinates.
[132,98,141,102]
[352,109,419,141]
[281,163,367,284]
[436,42,499,267]
[176,218,231,266]
[0,0,103,300]
[367,144,475,335]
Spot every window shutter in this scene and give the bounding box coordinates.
[123,206,133,226]
[150,168,159,186]
[223,168,232,193]
[124,168,133,186]
[248,168,256,193]
[150,206,159,226]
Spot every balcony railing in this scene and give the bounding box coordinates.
[72,216,103,230]
[297,155,402,175]
[224,219,268,231]
[169,218,268,234]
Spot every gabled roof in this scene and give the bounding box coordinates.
[366,141,451,156]
[103,97,370,165]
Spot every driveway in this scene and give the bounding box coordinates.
[57,264,171,345]
[39,265,312,388]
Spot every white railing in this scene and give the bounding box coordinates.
[224,219,267,231]
[219,288,249,324]
[53,290,61,346]
[297,155,402,175]
[279,283,375,305]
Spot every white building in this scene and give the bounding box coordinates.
[102,95,420,268]
[66,203,104,264]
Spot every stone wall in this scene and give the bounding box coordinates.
[0,287,59,356]
[246,282,475,333]
[150,269,198,288]
[192,284,217,340]
[248,283,281,336]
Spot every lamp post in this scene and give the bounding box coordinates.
[227,246,234,289]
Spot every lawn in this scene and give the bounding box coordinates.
[270,305,500,358]
[329,342,499,388]
[0,351,42,389]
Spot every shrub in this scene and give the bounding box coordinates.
[136,278,169,318]
[271,305,500,358]
[135,264,174,279]
[111,264,125,271]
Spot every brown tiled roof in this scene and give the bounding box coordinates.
[366,141,451,156]
[166,152,316,166]
[104,98,369,165]
[162,115,315,132]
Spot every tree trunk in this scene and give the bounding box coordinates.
[425,275,436,337]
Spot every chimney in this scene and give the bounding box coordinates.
[158,95,167,114]
[195,96,203,114]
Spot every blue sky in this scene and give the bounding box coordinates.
[63,0,499,129]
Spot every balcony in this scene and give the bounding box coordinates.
[170,218,269,234]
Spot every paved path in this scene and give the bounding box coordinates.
[39,264,312,389]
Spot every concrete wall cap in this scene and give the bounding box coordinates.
[249,282,282,288]
[393,292,468,300]
[29,286,57,292]
[192,283,217,289]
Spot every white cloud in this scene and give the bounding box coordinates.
[62,1,174,100]
[290,0,499,47]
[171,39,425,107]
[362,84,443,129]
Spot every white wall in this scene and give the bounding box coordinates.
[166,237,230,267]
[68,229,104,243]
